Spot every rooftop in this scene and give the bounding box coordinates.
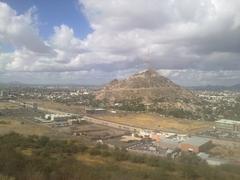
[216,119,240,125]
[182,136,211,147]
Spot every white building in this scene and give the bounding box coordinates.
[45,113,76,122]
[215,119,240,133]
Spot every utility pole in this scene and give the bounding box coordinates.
[143,48,153,106]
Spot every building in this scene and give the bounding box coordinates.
[215,119,240,133]
[179,136,212,153]
[150,133,161,142]
[85,108,106,114]
[45,113,76,122]
[0,90,8,99]
[138,129,152,138]
[155,138,179,150]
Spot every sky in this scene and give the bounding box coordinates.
[0,0,240,86]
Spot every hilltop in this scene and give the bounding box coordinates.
[96,69,202,119]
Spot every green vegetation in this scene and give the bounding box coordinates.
[0,133,240,180]
[167,109,196,119]
[200,95,240,121]
[0,120,10,124]
[116,98,146,112]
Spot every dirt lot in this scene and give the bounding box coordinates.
[209,139,240,160]
[1,101,127,143]
[0,101,20,109]
[25,99,85,114]
[15,100,213,134]
[0,116,55,136]
[70,122,127,140]
[94,112,213,133]
[0,101,82,140]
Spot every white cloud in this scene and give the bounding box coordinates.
[158,69,240,86]
[0,3,50,53]
[51,25,84,51]
[0,1,240,85]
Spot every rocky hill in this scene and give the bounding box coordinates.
[97,69,197,102]
[96,69,203,119]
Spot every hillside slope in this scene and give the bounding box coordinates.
[96,69,202,119]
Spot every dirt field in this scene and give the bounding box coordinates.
[17,100,212,133]
[94,113,213,133]
[70,123,127,140]
[0,101,54,136]
[0,101,20,109]
[210,145,240,160]
[209,141,240,160]
[0,116,93,143]
[25,99,85,114]
[0,117,55,136]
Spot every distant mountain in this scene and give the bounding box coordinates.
[0,81,25,88]
[189,84,240,91]
[0,82,102,90]
[231,84,240,90]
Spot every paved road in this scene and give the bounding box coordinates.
[83,116,143,132]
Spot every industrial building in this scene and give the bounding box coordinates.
[85,108,106,114]
[155,138,179,150]
[179,136,212,153]
[45,113,76,122]
[215,119,240,133]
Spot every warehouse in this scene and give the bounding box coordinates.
[155,138,179,150]
[85,108,106,114]
[215,119,240,133]
[45,113,76,122]
[179,136,212,153]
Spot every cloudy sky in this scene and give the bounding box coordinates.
[0,0,240,86]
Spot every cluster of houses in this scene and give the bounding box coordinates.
[124,124,235,165]
[198,91,239,104]
[135,130,212,153]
